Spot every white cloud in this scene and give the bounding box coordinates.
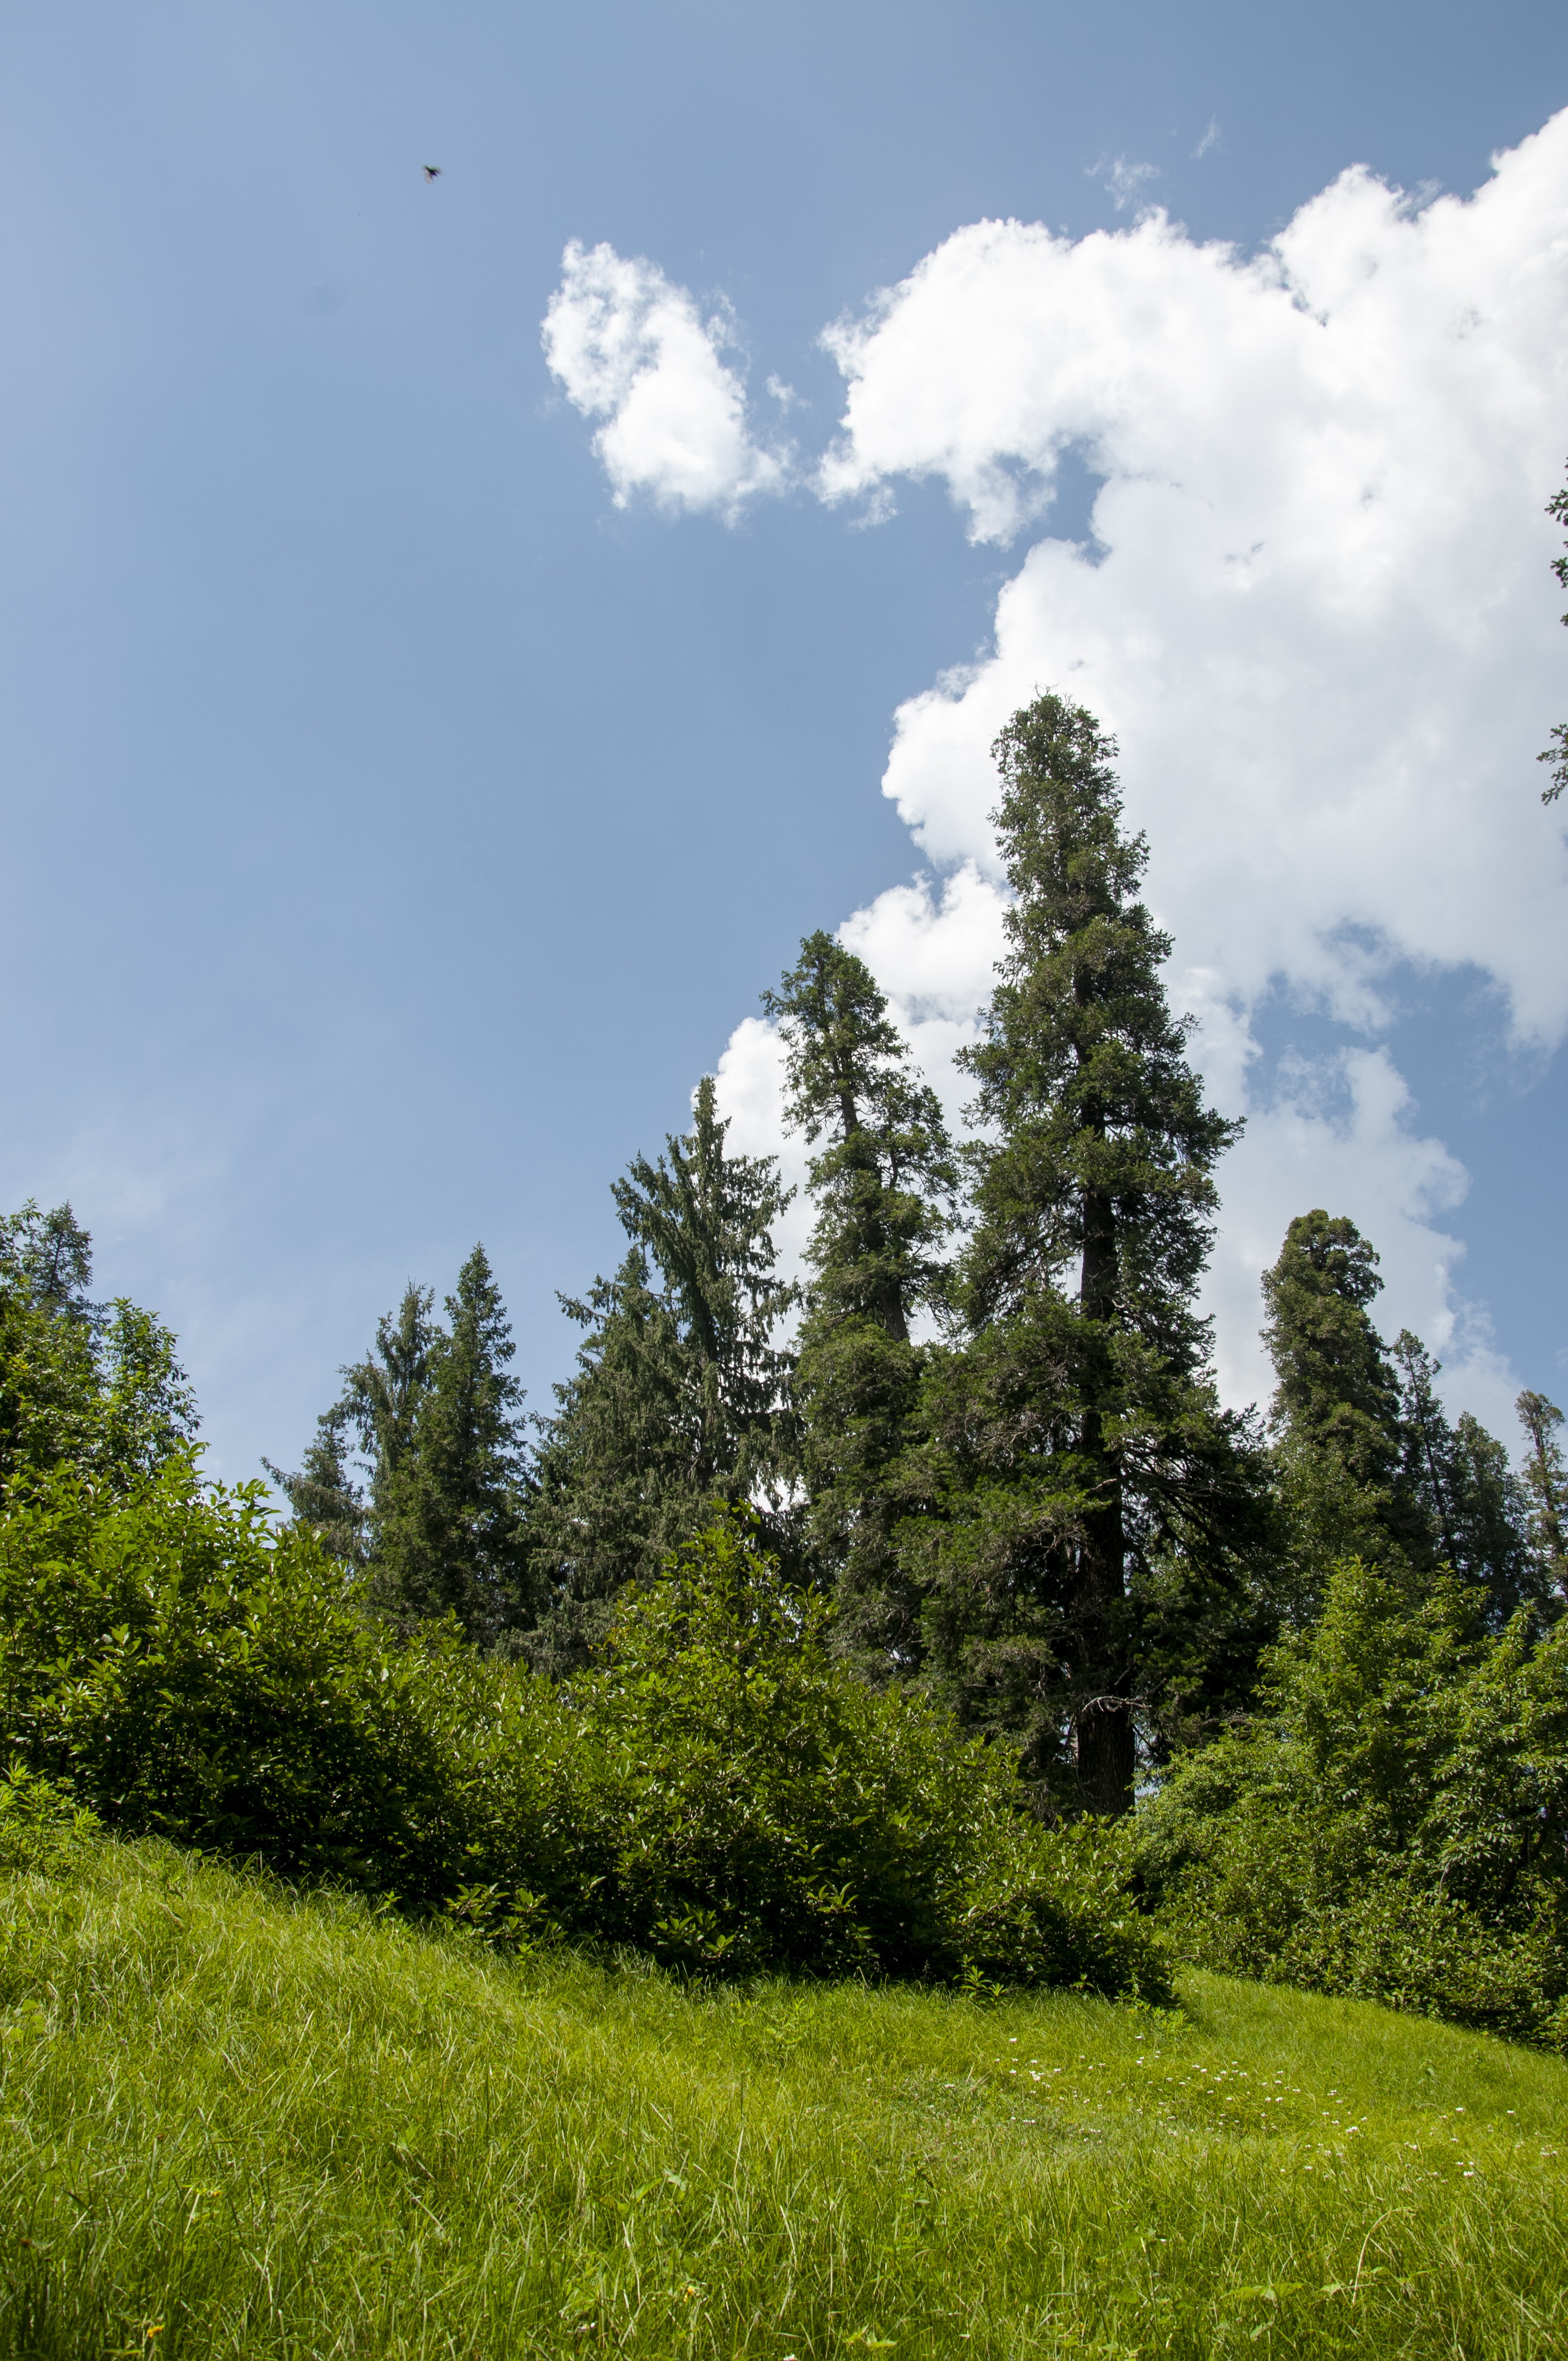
[792,116,1568,1424]
[1194,119,1221,162]
[571,122,1568,1432]
[542,240,786,519]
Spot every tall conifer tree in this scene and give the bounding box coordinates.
[1391,1329,1536,1619]
[913,695,1265,1814]
[369,1246,530,1646]
[1259,1212,1422,1597]
[765,931,955,1668]
[263,1402,366,1566]
[277,1259,530,1646]
[1518,1389,1568,1597]
[0,1200,197,1495]
[527,1078,794,1661]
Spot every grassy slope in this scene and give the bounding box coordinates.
[0,1843,1565,2359]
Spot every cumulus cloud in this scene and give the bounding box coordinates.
[559,126,1568,1428]
[779,116,1568,1422]
[542,240,786,518]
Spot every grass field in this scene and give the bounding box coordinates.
[0,1838,1565,2359]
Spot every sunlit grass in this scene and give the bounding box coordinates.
[0,1838,1564,2357]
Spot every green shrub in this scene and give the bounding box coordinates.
[493,1521,1170,1995]
[0,1475,1165,1997]
[1138,1554,1568,2046]
[0,1760,98,1875]
[0,1460,457,1898]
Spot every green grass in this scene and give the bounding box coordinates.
[1,1840,1565,2358]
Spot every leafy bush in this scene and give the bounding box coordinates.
[500,1520,1169,1993]
[0,1460,457,1898]
[0,1761,99,1875]
[1138,1554,1568,2046]
[0,1474,1164,1998]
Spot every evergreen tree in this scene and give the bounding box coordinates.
[526,1248,699,1669]
[1391,1330,1536,1620]
[369,1247,530,1647]
[263,1402,366,1566]
[0,1200,197,1495]
[1518,1389,1568,1597]
[277,1258,530,1646]
[910,695,1267,1815]
[342,1282,438,1508]
[1260,1211,1425,1596]
[613,1075,794,1483]
[763,930,955,1671]
[526,1079,795,1662]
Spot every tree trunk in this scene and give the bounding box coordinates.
[1076,1182,1133,1814]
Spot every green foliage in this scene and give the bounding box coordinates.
[262,1399,366,1566]
[1259,1210,1548,1622]
[0,1200,197,1501]
[1393,1329,1538,1621]
[907,696,1267,1813]
[0,1761,98,1876]
[1262,1211,1403,1493]
[0,1460,454,1896]
[765,931,956,1674]
[1519,1388,1568,1597]
[522,1247,709,1670]
[1139,1553,1568,2047]
[275,1254,532,1647]
[0,1472,1157,1996]
[538,1517,1167,1993]
[527,1076,797,1664]
[369,1245,530,1645]
[1,1838,1564,2361]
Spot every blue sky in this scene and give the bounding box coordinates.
[2,1,1565,1477]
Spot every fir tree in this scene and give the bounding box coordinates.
[1260,1211,1424,1596]
[263,1402,366,1566]
[526,1079,795,1662]
[342,1282,438,1509]
[1518,1390,1568,1597]
[1392,1330,1536,1619]
[371,1245,530,1647]
[0,1200,197,1495]
[912,695,1266,1814]
[764,931,956,1668]
[524,1248,696,1668]
[612,1075,794,1487]
[1262,1214,1403,1488]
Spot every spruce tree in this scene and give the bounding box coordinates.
[277,1259,530,1646]
[1259,1211,1427,1597]
[1518,1389,1568,1597]
[1391,1330,1535,1619]
[342,1282,438,1500]
[913,694,1266,1814]
[524,1248,696,1668]
[0,1200,197,1495]
[526,1078,794,1661]
[612,1076,794,1484]
[264,1403,367,1566]
[371,1245,530,1647]
[764,930,955,1670]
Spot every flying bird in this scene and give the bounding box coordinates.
[423,164,442,180]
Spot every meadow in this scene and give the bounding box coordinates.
[1,1837,1564,2360]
